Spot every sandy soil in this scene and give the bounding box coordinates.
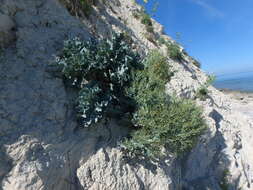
[220,89,253,118]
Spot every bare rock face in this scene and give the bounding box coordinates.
[77,148,175,190]
[0,0,253,190]
[0,13,16,47]
[166,58,253,189]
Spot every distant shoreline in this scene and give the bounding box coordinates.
[217,88,253,118]
[218,88,253,94]
[217,88,253,101]
[214,73,253,93]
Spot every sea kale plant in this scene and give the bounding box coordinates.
[56,33,141,127]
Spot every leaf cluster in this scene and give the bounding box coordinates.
[192,59,201,68]
[196,86,209,101]
[56,34,206,160]
[219,169,230,190]
[61,0,95,17]
[158,37,166,45]
[140,11,154,33]
[56,33,141,127]
[195,74,216,101]
[166,42,183,61]
[123,50,206,158]
[157,38,183,61]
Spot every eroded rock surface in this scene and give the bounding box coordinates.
[0,0,253,190]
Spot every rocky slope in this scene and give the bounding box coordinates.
[0,0,252,189]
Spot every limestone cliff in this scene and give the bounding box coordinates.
[0,0,252,189]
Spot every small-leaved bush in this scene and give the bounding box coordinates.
[140,12,152,26]
[196,86,209,101]
[158,37,166,45]
[122,50,206,158]
[144,32,156,44]
[80,0,93,17]
[157,37,183,61]
[56,34,206,159]
[196,74,216,101]
[61,0,94,17]
[132,11,140,19]
[166,42,183,61]
[140,11,154,33]
[122,31,133,45]
[206,74,216,85]
[193,59,201,68]
[56,33,141,127]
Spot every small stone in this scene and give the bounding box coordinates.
[0,13,16,48]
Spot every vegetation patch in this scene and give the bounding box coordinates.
[122,50,206,159]
[144,32,156,44]
[122,31,133,45]
[206,74,216,85]
[141,12,152,26]
[132,10,140,19]
[158,37,166,45]
[140,11,154,33]
[192,59,201,68]
[56,34,206,159]
[60,0,95,17]
[157,37,183,61]
[195,74,216,101]
[196,86,209,101]
[55,33,141,127]
[166,42,183,61]
[219,169,230,190]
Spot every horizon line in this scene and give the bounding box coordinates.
[216,70,253,77]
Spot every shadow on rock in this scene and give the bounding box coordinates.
[180,109,239,190]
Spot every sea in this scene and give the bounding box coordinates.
[213,72,253,92]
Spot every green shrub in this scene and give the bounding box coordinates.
[140,12,154,33]
[196,86,209,101]
[157,37,183,61]
[193,59,201,68]
[195,74,216,101]
[80,0,93,17]
[122,50,206,158]
[56,33,141,127]
[141,12,152,26]
[219,169,230,190]
[158,37,166,45]
[76,82,110,126]
[166,42,183,61]
[142,50,172,81]
[132,11,140,19]
[122,31,133,45]
[56,34,206,160]
[60,0,94,17]
[206,74,216,85]
[144,32,156,44]
[146,25,154,33]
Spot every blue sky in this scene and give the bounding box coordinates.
[141,0,253,75]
